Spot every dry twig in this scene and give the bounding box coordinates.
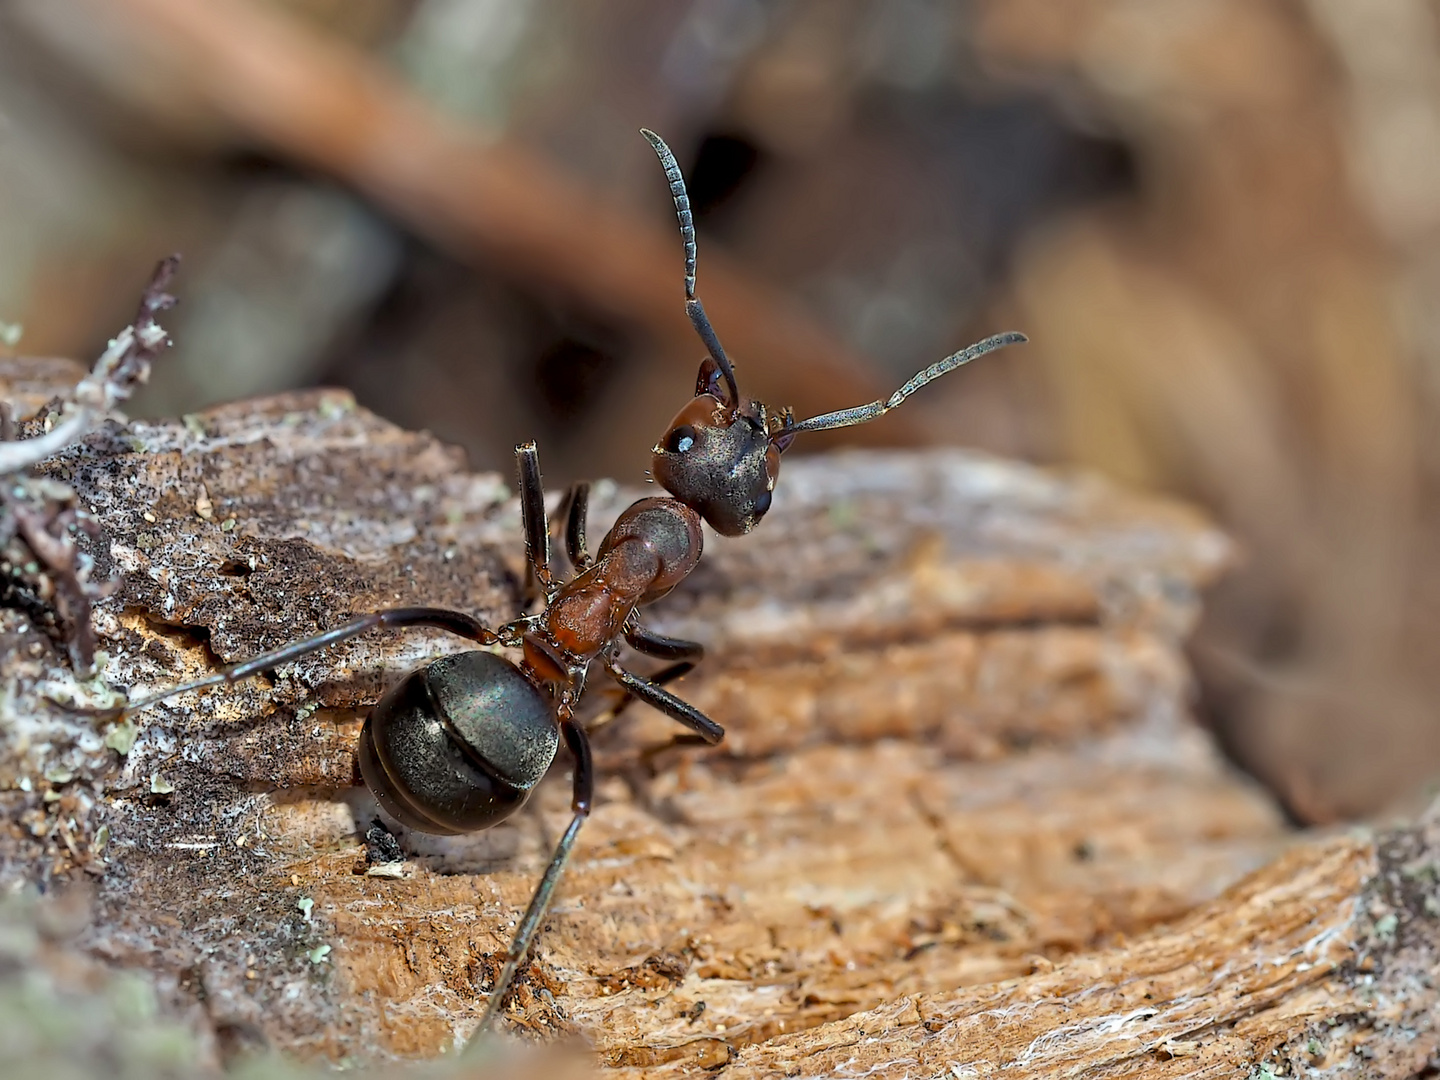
[0,256,177,670]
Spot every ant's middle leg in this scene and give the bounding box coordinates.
[625,622,703,662]
[120,606,498,714]
[585,659,695,736]
[603,657,723,745]
[471,714,594,1043]
[581,623,705,732]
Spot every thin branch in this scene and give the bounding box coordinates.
[0,257,176,672]
[0,257,176,475]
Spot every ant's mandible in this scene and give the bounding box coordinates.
[110,130,1026,1046]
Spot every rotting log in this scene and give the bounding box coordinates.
[2,371,1436,1076]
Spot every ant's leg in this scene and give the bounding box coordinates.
[585,660,694,736]
[515,442,554,597]
[118,607,498,715]
[562,482,591,570]
[625,623,703,662]
[470,716,593,1044]
[583,624,704,733]
[604,659,723,745]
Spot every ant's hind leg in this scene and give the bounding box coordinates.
[470,716,594,1043]
[118,606,498,715]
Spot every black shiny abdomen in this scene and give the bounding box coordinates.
[358,651,559,835]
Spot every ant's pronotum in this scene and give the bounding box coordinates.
[109,130,1026,1046]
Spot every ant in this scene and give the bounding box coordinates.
[108,130,1025,1045]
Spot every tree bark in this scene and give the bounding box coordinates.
[2,374,1434,1076]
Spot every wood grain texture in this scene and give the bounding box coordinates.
[3,378,1433,1076]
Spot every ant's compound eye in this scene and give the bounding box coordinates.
[753,489,772,517]
[666,425,698,454]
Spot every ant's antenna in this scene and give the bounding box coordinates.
[640,128,742,407]
[778,331,1028,442]
[640,128,698,300]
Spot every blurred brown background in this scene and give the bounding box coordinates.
[1,0,1436,824]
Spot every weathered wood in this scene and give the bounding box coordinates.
[662,824,1439,1078]
[2,380,1433,1076]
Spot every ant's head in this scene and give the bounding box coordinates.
[648,329,1026,536]
[641,128,1027,537]
[651,355,782,536]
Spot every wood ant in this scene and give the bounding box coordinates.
[110,130,1026,1045]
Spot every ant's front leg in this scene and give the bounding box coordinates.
[515,442,555,605]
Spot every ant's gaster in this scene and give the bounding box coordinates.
[107,131,1026,1047]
